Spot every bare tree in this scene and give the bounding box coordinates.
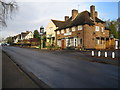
[0,0,18,27]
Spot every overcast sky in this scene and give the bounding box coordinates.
[1,0,119,40]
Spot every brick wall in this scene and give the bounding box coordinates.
[55,22,110,49]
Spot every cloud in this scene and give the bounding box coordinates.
[1,1,118,39]
[15,0,119,2]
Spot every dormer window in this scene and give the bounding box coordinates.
[95,26,99,31]
[72,27,76,32]
[78,25,83,30]
[66,28,69,33]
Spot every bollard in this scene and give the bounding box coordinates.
[112,52,115,58]
[92,51,94,56]
[98,51,101,57]
[105,52,107,57]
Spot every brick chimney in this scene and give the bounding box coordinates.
[90,5,95,21]
[65,16,69,21]
[95,11,98,17]
[72,9,78,20]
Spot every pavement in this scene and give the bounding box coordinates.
[2,51,39,88]
[78,50,120,66]
[2,46,119,88]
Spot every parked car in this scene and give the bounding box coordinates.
[1,43,10,46]
[1,43,7,46]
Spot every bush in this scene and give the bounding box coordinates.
[46,45,61,50]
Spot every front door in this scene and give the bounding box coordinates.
[61,39,64,49]
[74,38,77,47]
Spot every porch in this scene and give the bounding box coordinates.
[95,37,115,50]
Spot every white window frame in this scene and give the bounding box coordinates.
[72,27,76,32]
[78,25,83,30]
[57,31,60,34]
[70,38,74,46]
[101,27,104,32]
[66,28,69,33]
[66,39,68,47]
[96,39,99,45]
[57,40,61,47]
[61,29,64,34]
[74,38,77,47]
[95,26,99,31]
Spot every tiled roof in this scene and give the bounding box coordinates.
[21,31,30,37]
[56,10,105,30]
[51,19,65,27]
[95,17,105,23]
[105,27,110,30]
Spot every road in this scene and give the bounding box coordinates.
[2,46,119,88]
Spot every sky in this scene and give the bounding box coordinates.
[0,0,119,40]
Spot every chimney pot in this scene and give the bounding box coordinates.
[95,11,98,17]
[65,16,69,21]
[90,5,95,21]
[72,9,78,20]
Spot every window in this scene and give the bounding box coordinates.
[66,39,68,47]
[49,27,53,30]
[57,40,61,47]
[96,38,99,45]
[101,27,104,32]
[72,27,76,31]
[66,28,69,33]
[61,29,64,34]
[93,32,95,35]
[70,39,74,46]
[78,25,83,30]
[101,40,104,44]
[95,26,99,31]
[80,38,82,44]
[74,38,77,47]
[57,31,60,34]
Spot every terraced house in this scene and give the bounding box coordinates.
[55,5,111,50]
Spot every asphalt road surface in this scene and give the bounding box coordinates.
[2,46,119,88]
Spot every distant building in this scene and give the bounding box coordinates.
[55,5,110,50]
[12,31,34,44]
[13,34,21,43]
